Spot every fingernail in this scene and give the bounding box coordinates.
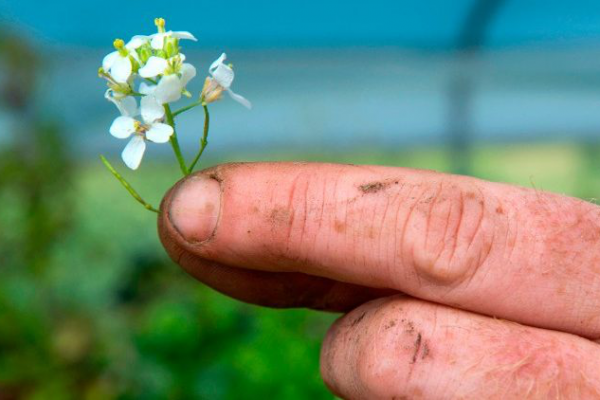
[168,175,221,243]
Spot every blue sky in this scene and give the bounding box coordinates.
[3,0,600,49]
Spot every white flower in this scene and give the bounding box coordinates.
[109,96,174,170]
[203,53,251,109]
[102,39,141,84]
[138,60,196,105]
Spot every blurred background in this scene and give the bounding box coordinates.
[1,0,600,398]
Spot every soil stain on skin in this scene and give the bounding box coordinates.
[359,181,389,194]
[384,319,397,330]
[399,319,430,365]
[350,311,367,327]
[411,333,422,364]
[268,207,292,225]
[334,220,346,233]
[421,342,430,360]
[358,179,402,194]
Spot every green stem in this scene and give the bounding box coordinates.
[100,155,159,213]
[188,103,210,172]
[164,104,189,176]
[172,99,203,117]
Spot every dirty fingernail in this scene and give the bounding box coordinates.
[168,175,221,243]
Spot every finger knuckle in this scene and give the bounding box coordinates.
[404,180,494,285]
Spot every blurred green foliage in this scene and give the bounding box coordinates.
[2,26,600,400]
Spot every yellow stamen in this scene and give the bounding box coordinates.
[113,39,128,56]
[154,17,166,33]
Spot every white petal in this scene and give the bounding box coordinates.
[209,53,227,73]
[122,135,146,170]
[111,55,132,83]
[117,96,138,117]
[180,63,196,87]
[227,89,252,109]
[109,116,136,138]
[102,51,119,71]
[138,56,168,78]
[141,95,164,123]
[152,74,182,104]
[178,53,187,62]
[104,89,119,107]
[146,123,173,143]
[150,33,166,49]
[126,35,148,50]
[139,82,156,95]
[105,90,138,117]
[211,62,234,89]
[171,31,197,41]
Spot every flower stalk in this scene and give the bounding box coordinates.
[100,155,159,213]
[188,100,210,172]
[172,99,203,117]
[163,104,189,175]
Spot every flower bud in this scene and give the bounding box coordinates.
[201,77,224,104]
[138,44,152,64]
[165,37,178,57]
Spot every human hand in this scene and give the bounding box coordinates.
[158,162,600,399]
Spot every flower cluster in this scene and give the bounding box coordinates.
[99,18,250,213]
[99,17,250,170]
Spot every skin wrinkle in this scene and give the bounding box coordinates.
[291,171,310,265]
[462,185,486,257]
[445,188,465,278]
[323,173,341,261]
[424,305,439,396]
[390,182,407,292]
[284,170,301,244]
[505,195,522,271]
[347,180,360,281]
[316,171,328,238]
[431,183,454,271]
[292,171,310,263]
[375,185,393,278]
[424,181,444,251]
[400,185,428,289]
[356,180,369,276]
[341,175,350,270]
[461,187,496,293]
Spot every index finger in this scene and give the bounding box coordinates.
[159,162,600,338]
